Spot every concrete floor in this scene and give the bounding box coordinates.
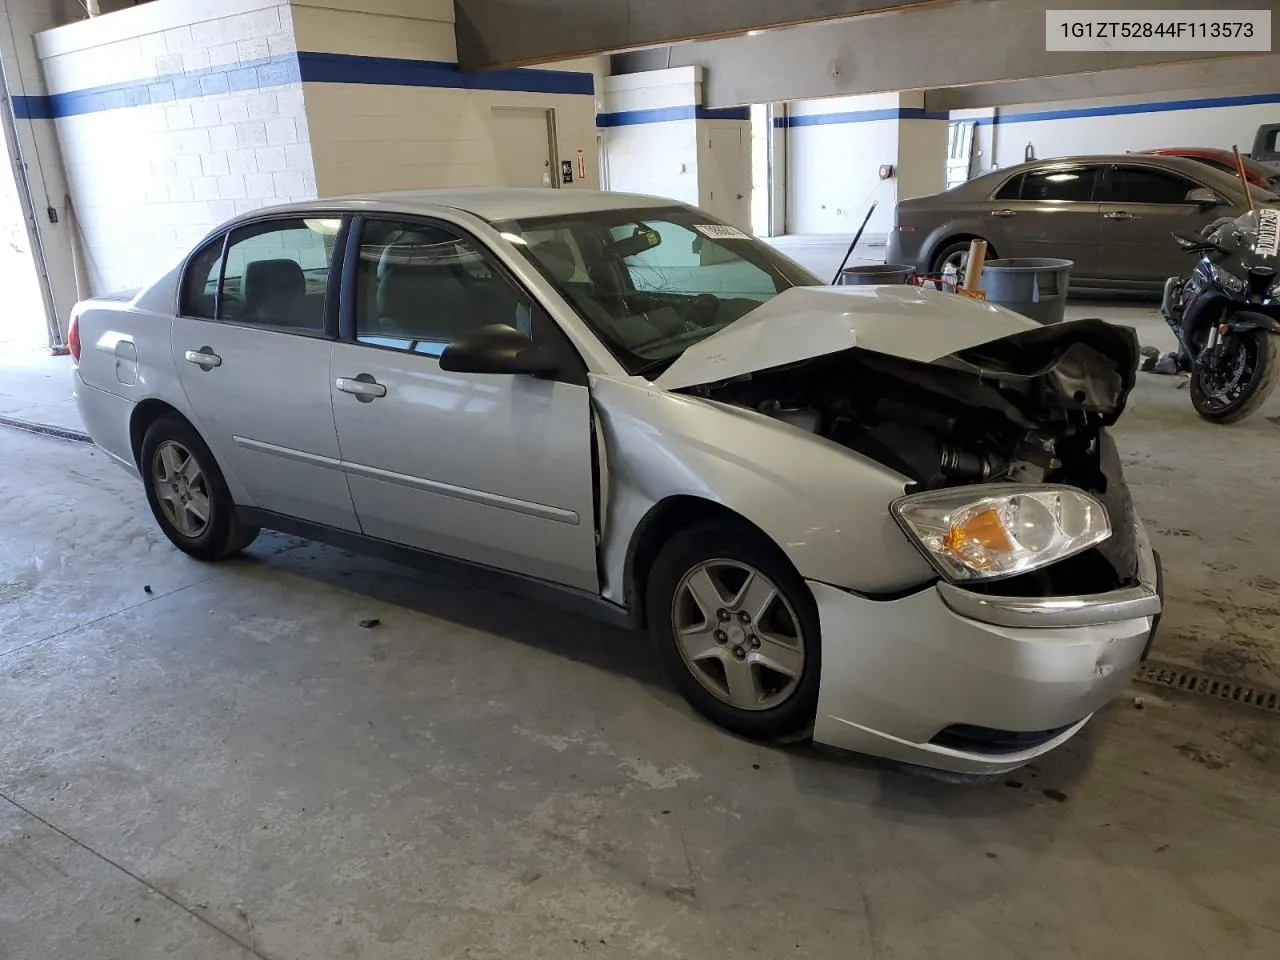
[3,303,1280,958]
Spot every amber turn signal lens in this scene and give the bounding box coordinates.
[943,508,1012,554]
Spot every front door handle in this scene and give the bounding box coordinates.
[991,208,1017,218]
[336,374,387,402]
[1104,211,1139,221]
[184,347,221,371]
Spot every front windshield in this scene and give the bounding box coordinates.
[494,206,820,377]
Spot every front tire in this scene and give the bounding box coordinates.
[646,521,821,741]
[1190,330,1279,424]
[140,414,259,560]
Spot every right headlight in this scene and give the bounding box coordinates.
[891,484,1111,583]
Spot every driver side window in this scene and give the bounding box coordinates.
[354,219,532,355]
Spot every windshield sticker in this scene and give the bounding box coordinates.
[694,224,752,241]
[1256,208,1279,259]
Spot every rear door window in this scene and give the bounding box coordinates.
[217,218,342,333]
[1018,167,1100,202]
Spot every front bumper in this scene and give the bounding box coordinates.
[811,525,1161,774]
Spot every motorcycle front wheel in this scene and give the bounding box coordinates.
[1190,329,1280,424]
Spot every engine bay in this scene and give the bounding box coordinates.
[682,319,1141,595]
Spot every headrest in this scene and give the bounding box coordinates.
[377,266,469,320]
[244,259,304,308]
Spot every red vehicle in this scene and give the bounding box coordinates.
[1139,148,1280,189]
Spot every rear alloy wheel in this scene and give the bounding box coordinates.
[931,239,995,279]
[141,414,259,560]
[647,522,821,741]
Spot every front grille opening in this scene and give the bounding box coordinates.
[929,721,1079,756]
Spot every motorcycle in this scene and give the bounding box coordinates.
[1161,208,1280,423]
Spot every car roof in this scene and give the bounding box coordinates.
[239,189,680,224]
[961,152,1255,188]
[996,153,1222,172]
[1142,147,1232,156]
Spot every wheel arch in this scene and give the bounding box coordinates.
[623,495,794,628]
[928,233,997,273]
[129,399,188,468]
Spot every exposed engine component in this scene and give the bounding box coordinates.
[756,399,820,433]
[684,320,1140,595]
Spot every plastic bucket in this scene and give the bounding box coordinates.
[838,264,915,286]
[979,258,1074,324]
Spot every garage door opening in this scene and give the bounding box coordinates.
[750,103,772,236]
[0,81,52,356]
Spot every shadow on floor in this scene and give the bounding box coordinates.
[234,531,668,691]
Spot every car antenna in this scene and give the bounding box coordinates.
[830,201,878,285]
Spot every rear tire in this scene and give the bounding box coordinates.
[646,521,821,742]
[140,414,259,560]
[1190,330,1279,424]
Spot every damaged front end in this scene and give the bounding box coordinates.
[680,319,1141,596]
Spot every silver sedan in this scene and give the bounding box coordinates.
[70,189,1161,775]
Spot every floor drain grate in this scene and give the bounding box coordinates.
[0,415,92,444]
[1135,660,1280,714]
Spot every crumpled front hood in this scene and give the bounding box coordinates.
[654,284,1040,390]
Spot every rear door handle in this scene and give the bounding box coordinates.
[336,374,387,402]
[184,347,221,371]
[991,209,1017,218]
[1104,211,1139,221]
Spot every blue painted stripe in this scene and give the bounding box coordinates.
[296,52,594,95]
[698,106,750,121]
[12,95,53,120]
[12,50,594,121]
[598,105,749,127]
[598,106,695,126]
[780,107,948,128]
[13,54,299,119]
[975,90,1280,127]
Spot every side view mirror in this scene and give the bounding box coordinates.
[1185,187,1225,207]
[439,324,558,377]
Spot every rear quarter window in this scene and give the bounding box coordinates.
[179,236,224,319]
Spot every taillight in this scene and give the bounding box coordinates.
[67,313,81,363]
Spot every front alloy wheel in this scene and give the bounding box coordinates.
[647,521,821,741]
[672,560,805,711]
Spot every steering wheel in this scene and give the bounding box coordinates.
[685,294,721,329]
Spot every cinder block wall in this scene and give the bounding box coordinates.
[32,0,603,296]
[292,0,602,196]
[35,0,312,293]
[600,67,751,230]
